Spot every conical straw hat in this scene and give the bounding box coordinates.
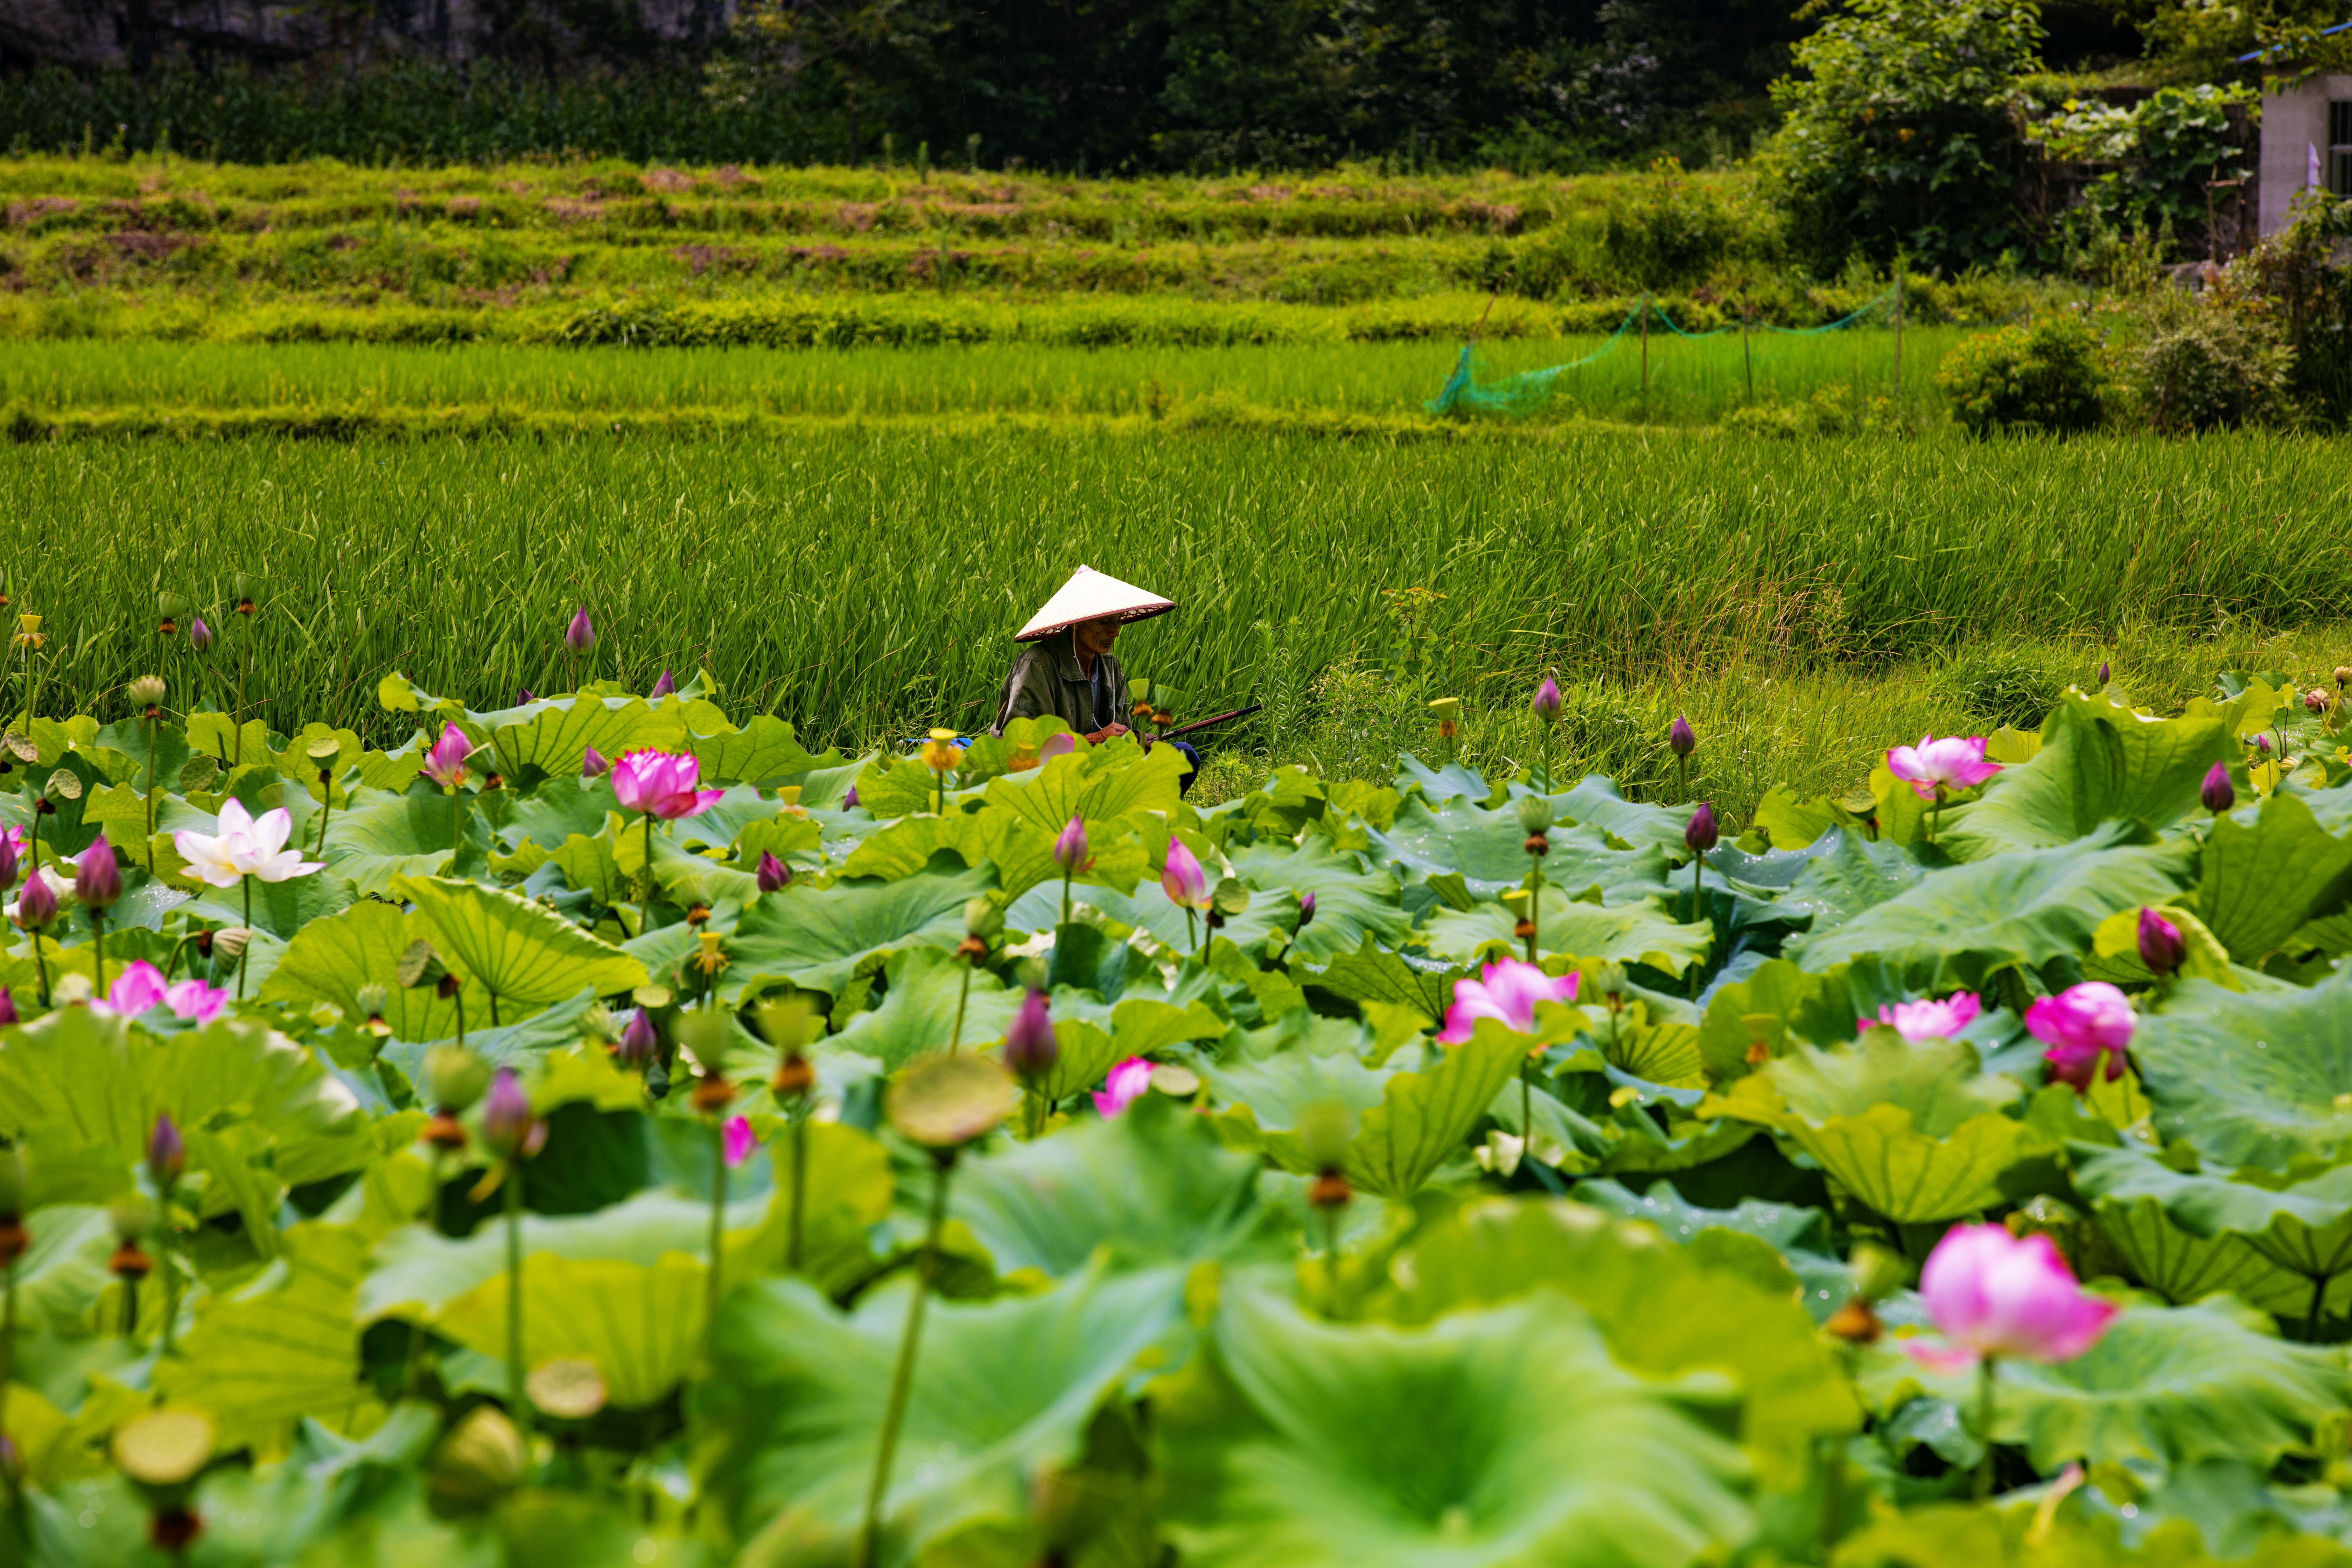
[1014,565,1176,643]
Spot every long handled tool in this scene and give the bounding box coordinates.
[1147,702,1262,743]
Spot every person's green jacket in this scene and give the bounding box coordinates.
[991,630,1125,735]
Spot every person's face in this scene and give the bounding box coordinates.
[1074,617,1121,659]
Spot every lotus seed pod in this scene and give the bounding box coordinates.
[755,995,817,1054]
[112,1407,215,1489]
[887,1053,1013,1150]
[1297,1101,1355,1171]
[675,1009,732,1077]
[424,1045,492,1114]
[1515,795,1553,834]
[428,1406,525,1512]
[2337,666,2351,690]
[354,982,388,1019]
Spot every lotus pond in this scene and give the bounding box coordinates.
[3,663,2352,1567]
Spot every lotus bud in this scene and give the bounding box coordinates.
[2255,733,2273,755]
[2201,761,2235,814]
[354,982,389,1036]
[0,991,15,1027]
[1515,795,1553,834]
[757,850,791,893]
[516,687,533,706]
[425,1044,492,1113]
[581,745,609,779]
[147,1113,185,1187]
[844,785,860,811]
[2308,688,2330,714]
[615,1008,660,1069]
[1003,988,1056,1082]
[208,926,250,964]
[565,607,595,654]
[1684,802,1719,856]
[2097,660,2110,686]
[0,832,16,895]
[1846,1241,1911,1304]
[1531,676,1562,724]
[188,616,212,653]
[75,834,122,911]
[2137,907,2185,976]
[481,1068,536,1161]
[649,669,676,699]
[127,674,166,711]
[1052,816,1088,876]
[1297,890,1316,928]
[428,1406,525,1512]
[15,869,57,930]
[964,895,1003,941]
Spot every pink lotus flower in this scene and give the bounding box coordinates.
[1860,992,1983,1044]
[1039,732,1077,763]
[2026,981,2135,1091]
[1886,734,2002,802]
[1903,1223,2117,1372]
[610,750,723,820]
[723,1114,757,1168]
[421,723,475,790]
[1092,1057,1153,1119]
[96,961,228,1024]
[1161,839,1208,910]
[1437,958,1580,1044]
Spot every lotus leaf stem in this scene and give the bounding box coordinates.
[157,1194,179,1356]
[859,1152,953,1568]
[1974,1357,1997,1499]
[705,1115,727,1365]
[237,875,252,1001]
[2308,1273,2330,1344]
[642,811,656,935]
[1687,854,1703,1000]
[405,1149,443,1396]
[948,960,972,1056]
[788,1106,808,1273]
[505,1155,530,1448]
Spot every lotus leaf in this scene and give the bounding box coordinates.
[721,852,994,997]
[1942,692,2240,860]
[2132,973,2352,1168]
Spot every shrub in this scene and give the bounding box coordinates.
[1944,645,2079,729]
[1934,315,2109,434]
[1601,158,1743,290]
[2133,306,2296,433]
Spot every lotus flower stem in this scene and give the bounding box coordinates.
[1687,856,1703,1000]
[1059,870,1072,928]
[1183,906,1198,961]
[859,1152,954,1568]
[157,1211,178,1357]
[1519,1062,1533,1157]
[28,930,46,1011]
[788,1106,808,1272]
[144,711,159,868]
[948,962,972,1056]
[405,1149,443,1397]
[1818,1434,1845,1559]
[642,811,656,934]
[505,1155,530,1447]
[314,771,335,861]
[1974,1357,1996,1498]
[705,1116,728,1366]
[1929,783,1944,846]
[237,876,251,1001]
[89,911,105,1001]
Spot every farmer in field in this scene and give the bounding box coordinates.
[992,565,1199,789]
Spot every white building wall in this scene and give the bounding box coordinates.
[2259,74,2352,236]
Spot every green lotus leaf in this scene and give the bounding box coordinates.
[1008,874,1290,959]
[154,1222,377,1457]
[1164,1281,1754,1568]
[953,1096,1283,1284]
[1874,1299,2348,1475]
[828,947,1019,1069]
[0,1009,370,1222]
[842,807,1153,901]
[688,713,840,786]
[722,850,994,998]
[322,784,472,897]
[2131,973,2352,1169]
[1206,1015,1396,1147]
[1337,1030,1526,1199]
[1549,775,1693,855]
[1783,826,2193,985]
[1394,753,1491,806]
[2088,1190,2329,1319]
[613,817,764,910]
[1941,691,2240,860]
[1229,835,1409,963]
[2071,1144,2352,1325]
[434,1252,706,1410]
[380,987,600,1086]
[696,1263,1191,1565]
[495,775,621,851]
[2196,792,2352,966]
[399,874,648,1011]
[1294,936,1464,1023]
[1589,997,1707,1086]
[1776,831,1930,936]
[1576,1177,1854,1320]
[1367,798,1552,899]
[1423,887,1712,974]
[12,1205,120,1332]
[1380,1197,1859,1486]
[259,899,488,1043]
[478,696,687,780]
[1697,958,1859,1080]
[981,742,1190,838]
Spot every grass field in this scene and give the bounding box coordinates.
[7,428,2348,817]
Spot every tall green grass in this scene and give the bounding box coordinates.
[0,332,1956,425]
[4,430,2344,765]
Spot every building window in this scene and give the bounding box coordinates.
[2333,100,2352,196]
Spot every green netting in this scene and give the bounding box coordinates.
[1425,285,1903,418]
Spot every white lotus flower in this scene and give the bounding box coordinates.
[173,799,322,888]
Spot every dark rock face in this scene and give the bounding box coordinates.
[0,0,736,70]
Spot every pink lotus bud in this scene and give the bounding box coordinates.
[516,687,534,706]
[581,746,609,779]
[1437,957,1578,1043]
[2201,762,2235,814]
[1297,890,1316,927]
[1684,802,1718,856]
[188,617,213,652]
[615,1008,660,1069]
[1669,715,1695,758]
[649,670,676,699]
[1858,992,1982,1043]
[1903,1223,2116,1371]
[421,723,472,790]
[1004,988,1056,1082]
[2026,981,2135,1092]
[1053,816,1088,876]
[0,990,15,1026]
[565,606,595,654]
[1886,734,2002,801]
[1161,839,1208,910]
[0,828,17,895]
[148,1113,186,1186]
[723,1114,757,1168]
[843,785,861,811]
[1531,677,1562,724]
[75,834,122,910]
[2256,733,2273,755]
[2097,660,2110,686]
[2137,908,2185,976]
[757,850,791,892]
[1091,1057,1153,1119]
[482,1068,536,1160]
[14,869,56,929]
